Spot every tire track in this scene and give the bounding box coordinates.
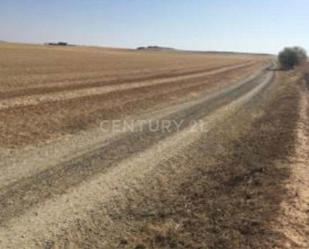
[0,67,274,249]
[0,69,273,225]
[0,66,268,189]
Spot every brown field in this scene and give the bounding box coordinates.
[0,43,268,148]
[0,43,308,249]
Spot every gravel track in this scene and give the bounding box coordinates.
[0,65,274,248]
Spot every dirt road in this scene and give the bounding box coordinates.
[0,61,274,248]
[2,44,307,249]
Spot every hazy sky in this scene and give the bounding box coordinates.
[1,0,308,53]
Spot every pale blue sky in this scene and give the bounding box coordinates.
[1,0,308,53]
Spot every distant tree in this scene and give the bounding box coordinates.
[278,47,307,70]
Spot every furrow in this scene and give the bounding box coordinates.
[0,69,273,227]
[0,68,274,249]
[0,62,252,99]
[0,62,255,110]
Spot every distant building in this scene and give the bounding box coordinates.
[46,42,68,46]
[137,45,175,51]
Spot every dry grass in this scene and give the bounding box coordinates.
[0,43,261,91]
[4,43,299,249]
[1,43,307,249]
[49,70,304,249]
[120,71,303,249]
[0,43,269,148]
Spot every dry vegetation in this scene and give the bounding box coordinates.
[0,43,268,148]
[50,63,309,249]
[0,43,308,249]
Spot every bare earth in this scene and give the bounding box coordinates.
[0,43,308,249]
[274,75,309,248]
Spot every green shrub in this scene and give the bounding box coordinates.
[278,47,307,70]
